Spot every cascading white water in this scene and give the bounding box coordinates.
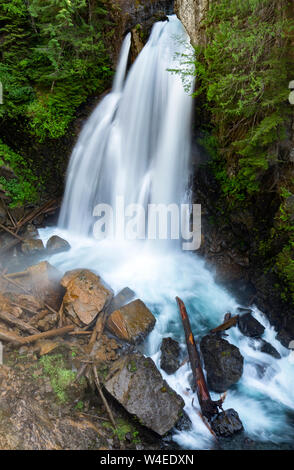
[59,16,194,238]
[40,15,294,449]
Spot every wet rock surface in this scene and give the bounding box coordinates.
[238,312,265,338]
[211,409,243,437]
[107,299,156,344]
[259,339,281,359]
[46,235,71,254]
[61,269,112,327]
[200,334,244,393]
[104,352,185,436]
[160,337,181,374]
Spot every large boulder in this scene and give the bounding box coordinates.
[46,235,71,254]
[104,352,185,436]
[107,299,156,344]
[160,337,181,374]
[238,312,265,338]
[61,269,112,327]
[200,335,244,393]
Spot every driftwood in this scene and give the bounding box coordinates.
[15,199,57,232]
[75,293,114,381]
[93,364,116,429]
[0,327,23,345]
[176,296,224,422]
[19,325,75,344]
[210,315,239,334]
[0,223,24,242]
[0,310,40,335]
[1,274,59,318]
[0,324,74,345]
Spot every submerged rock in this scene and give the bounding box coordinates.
[160,337,181,374]
[104,352,185,436]
[238,312,265,338]
[107,299,156,344]
[46,235,71,254]
[200,334,244,393]
[211,409,243,437]
[259,339,281,359]
[61,269,112,327]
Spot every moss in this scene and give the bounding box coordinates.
[127,360,137,373]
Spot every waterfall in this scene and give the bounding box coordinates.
[40,14,294,450]
[59,16,194,240]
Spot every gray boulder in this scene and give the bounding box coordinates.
[238,313,265,338]
[104,352,185,436]
[46,235,71,254]
[211,408,243,437]
[160,337,181,374]
[200,334,244,393]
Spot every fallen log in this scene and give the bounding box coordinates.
[176,296,223,421]
[210,315,239,334]
[15,199,57,232]
[0,310,40,335]
[0,223,24,242]
[1,274,59,318]
[93,364,116,430]
[0,327,23,345]
[18,325,75,344]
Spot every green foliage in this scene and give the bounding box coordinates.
[276,246,294,302]
[103,418,141,444]
[192,0,293,201]
[0,0,113,141]
[39,353,76,403]
[0,139,40,206]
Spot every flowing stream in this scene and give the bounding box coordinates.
[40,15,294,449]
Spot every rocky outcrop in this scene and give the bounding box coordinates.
[174,0,209,45]
[61,269,112,327]
[200,334,244,393]
[160,337,181,374]
[104,352,185,436]
[107,299,156,344]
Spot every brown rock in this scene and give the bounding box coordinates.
[26,261,65,311]
[21,238,44,255]
[107,299,156,344]
[61,269,112,327]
